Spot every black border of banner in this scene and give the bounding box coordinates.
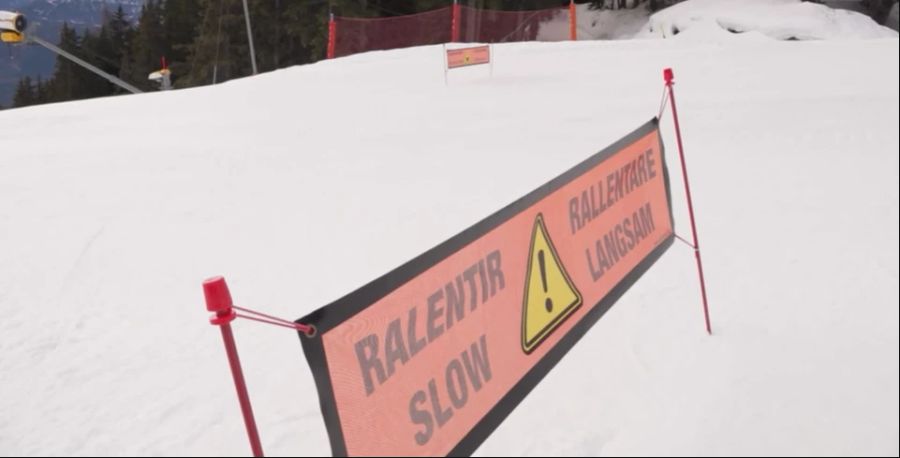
[298,118,674,457]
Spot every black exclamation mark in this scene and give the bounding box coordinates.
[538,250,553,312]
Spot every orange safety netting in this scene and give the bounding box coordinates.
[457,5,569,43]
[332,7,453,58]
[330,4,573,59]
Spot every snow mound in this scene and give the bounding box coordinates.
[641,0,898,41]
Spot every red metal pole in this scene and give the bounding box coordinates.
[327,13,336,59]
[204,276,265,457]
[569,1,577,41]
[663,68,712,336]
[451,0,460,42]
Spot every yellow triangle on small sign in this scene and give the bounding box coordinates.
[521,214,583,354]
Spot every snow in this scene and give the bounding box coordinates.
[1,1,898,456]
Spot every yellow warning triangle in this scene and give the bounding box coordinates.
[522,214,583,354]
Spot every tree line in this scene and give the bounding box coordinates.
[8,0,670,110]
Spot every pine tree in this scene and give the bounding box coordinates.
[47,23,83,103]
[181,0,237,86]
[79,28,114,98]
[276,1,331,68]
[12,76,35,107]
[110,5,137,88]
[109,5,134,53]
[126,0,169,91]
[35,76,50,104]
[161,0,203,86]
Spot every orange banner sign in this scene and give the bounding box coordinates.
[299,119,674,456]
[446,45,490,69]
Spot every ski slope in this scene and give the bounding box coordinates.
[1,2,898,456]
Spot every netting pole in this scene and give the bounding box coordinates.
[569,0,577,41]
[489,44,494,77]
[241,0,258,75]
[327,12,336,59]
[451,0,460,42]
[203,276,265,457]
[442,44,448,85]
[663,68,713,336]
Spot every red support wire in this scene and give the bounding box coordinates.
[657,84,669,121]
[233,305,315,336]
[662,68,713,336]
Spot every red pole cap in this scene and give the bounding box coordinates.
[204,276,236,325]
[203,276,233,312]
[663,67,674,84]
